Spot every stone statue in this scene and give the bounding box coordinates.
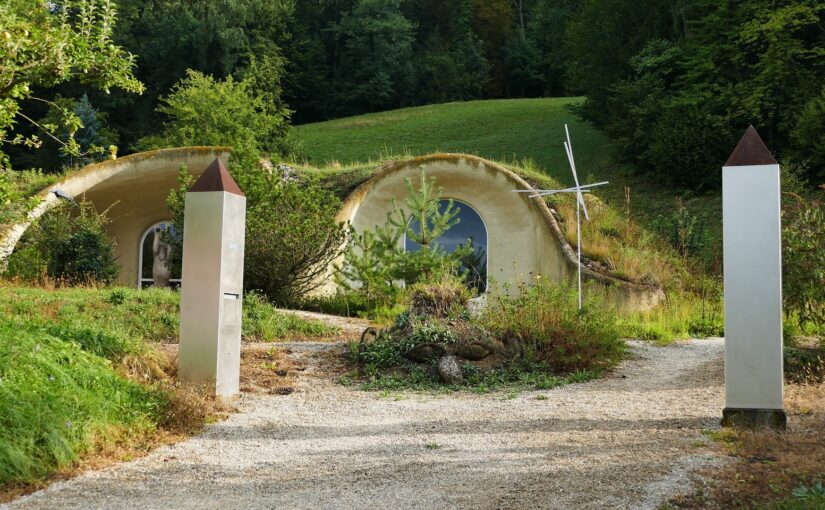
[152,226,172,288]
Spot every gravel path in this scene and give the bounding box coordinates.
[5,338,726,510]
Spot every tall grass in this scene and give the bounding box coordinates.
[0,323,162,485]
[615,288,724,343]
[483,282,625,373]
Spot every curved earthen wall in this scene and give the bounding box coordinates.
[1,147,230,285]
[333,154,663,310]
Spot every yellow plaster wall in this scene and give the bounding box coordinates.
[1,147,230,285]
[334,155,572,294]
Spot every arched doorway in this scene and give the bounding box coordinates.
[404,199,488,293]
[138,221,181,288]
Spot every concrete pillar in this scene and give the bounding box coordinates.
[178,158,246,399]
[721,126,786,428]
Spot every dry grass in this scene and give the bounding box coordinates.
[239,344,305,395]
[552,193,682,287]
[669,383,825,509]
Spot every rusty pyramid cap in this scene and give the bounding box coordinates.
[189,158,244,196]
[725,125,777,167]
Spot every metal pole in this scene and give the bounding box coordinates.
[576,200,582,310]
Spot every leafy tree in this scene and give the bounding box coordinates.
[1,0,142,171]
[792,87,825,177]
[138,66,295,180]
[504,34,543,97]
[104,0,293,148]
[472,0,514,97]
[32,94,119,170]
[565,0,674,122]
[527,0,581,96]
[574,0,825,186]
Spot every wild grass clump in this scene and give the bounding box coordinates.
[242,292,337,341]
[348,279,622,391]
[785,342,825,384]
[0,322,163,486]
[483,282,625,373]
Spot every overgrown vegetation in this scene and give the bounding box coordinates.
[347,277,623,391]
[6,201,119,285]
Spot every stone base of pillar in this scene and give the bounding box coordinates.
[722,408,787,429]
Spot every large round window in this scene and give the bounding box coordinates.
[404,200,487,293]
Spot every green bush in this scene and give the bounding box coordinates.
[782,190,824,332]
[244,179,348,305]
[0,322,163,485]
[6,201,118,285]
[483,282,625,373]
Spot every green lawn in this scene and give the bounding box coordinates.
[295,97,612,187]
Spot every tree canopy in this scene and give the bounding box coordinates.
[2,0,824,186]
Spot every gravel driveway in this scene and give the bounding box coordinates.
[5,339,726,510]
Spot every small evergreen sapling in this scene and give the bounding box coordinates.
[336,169,473,308]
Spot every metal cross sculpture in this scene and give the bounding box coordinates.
[513,124,608,310]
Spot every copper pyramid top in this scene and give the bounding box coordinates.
[189,158,244,196]
[725,125,777,167]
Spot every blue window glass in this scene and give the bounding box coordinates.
[405,200,487,292]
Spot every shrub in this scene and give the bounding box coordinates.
[483,282,624,373]
[244,179,348,305]
[6,200,119,285]
[782,191,824,332]
[336,170,472,311]
[137,68,291,160]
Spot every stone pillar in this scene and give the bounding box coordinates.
[721,126,786,429]
[178,158,246,399]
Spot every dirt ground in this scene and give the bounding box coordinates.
[3,338,730,510]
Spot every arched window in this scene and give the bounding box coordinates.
[138,222,181,289]
[405,199,488,293]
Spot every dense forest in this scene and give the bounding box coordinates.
[4,0,825,188]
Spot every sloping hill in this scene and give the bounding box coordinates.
[295,97,723,268]
[295,98,611,187]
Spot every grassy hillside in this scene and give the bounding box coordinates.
[0,285,333,493]
[295,98,723,266]
[296,98,612,188]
